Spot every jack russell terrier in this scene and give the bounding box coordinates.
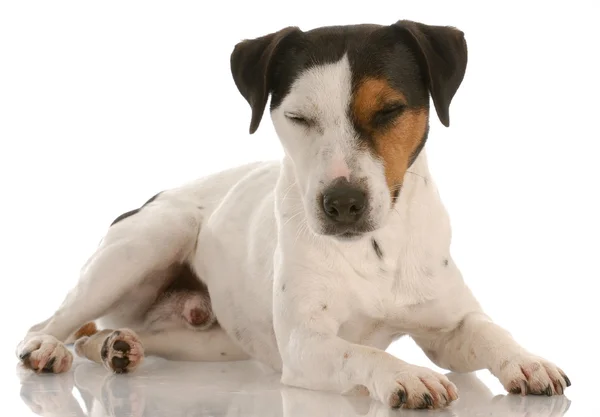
[16,19,570,410]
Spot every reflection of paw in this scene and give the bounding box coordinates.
[17,335,73,374]
[496,355,570,396]
[374,364,458,409]
[100,376,146,417]
[18,367,79,416]
[100,329,144,374]
[492,392,572,417]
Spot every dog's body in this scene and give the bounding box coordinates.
[17,20,570,409]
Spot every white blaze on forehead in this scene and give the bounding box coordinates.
[285,55,356,182]
[328,150,350,181]
[286,54,352,121]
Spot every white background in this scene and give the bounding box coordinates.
[1,1,598,415]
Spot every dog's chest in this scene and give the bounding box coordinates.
[338,233,455,332]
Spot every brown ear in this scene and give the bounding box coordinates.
[393,20,468,127]
[230,26,300,134]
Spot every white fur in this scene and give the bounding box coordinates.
[17,56,568,408]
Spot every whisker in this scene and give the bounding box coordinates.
[281,181,298,203]
[405,170,427,181]
[283,210,305,227]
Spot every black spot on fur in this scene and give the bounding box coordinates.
[233,328,243,341]
[443,258,449,266]
[220,352,226,356]
[392,186,401,203]
[321,304,328,311]
[371,238,383,259]
[110,192,162,226]
[281,284,286,292]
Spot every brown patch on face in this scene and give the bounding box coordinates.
[352,78,428,198]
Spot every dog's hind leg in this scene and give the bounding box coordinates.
[139,327,250,362]
[16,200,202,373]
[75,328,145,374]
[73,326,248,371]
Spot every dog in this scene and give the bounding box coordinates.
[16,19,570,410]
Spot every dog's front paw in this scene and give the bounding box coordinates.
[100,329,144,374]
[495,355,571,396]
[375,365,458,409]
[16,335,73,374]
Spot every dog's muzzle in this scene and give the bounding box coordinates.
[320,177,370,239]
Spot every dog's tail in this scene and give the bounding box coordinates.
[64,322,98,344]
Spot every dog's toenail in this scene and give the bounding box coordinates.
[113,340,130,353]
[545,385,552,396]
[562,374,571,387]
[423,393,433,407]
[19,352,31,360]
[391,389,406,409]
[112,356,130,370]
[41,357,56,373]
[101,339,109,360]
[398,389,407,404]
[510,387,521,394]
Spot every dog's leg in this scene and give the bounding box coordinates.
[16,203,201,373]
[412,305,571,396]
[75,329,145,374]
[138,327,250,362]
[74,326,246,370]
[274,272,458,410]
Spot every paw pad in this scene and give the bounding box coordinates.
[100,329,144,374]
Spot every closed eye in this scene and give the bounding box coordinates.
[372,103,406,128]
[284,112,313,127]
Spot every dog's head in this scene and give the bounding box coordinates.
[231,20,467,240]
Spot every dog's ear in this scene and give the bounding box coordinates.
[392,20,468,127]
[230,26,300,134]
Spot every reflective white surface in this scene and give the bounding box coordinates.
[8,339,595,417]
[2,1,598,416]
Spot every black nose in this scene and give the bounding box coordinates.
[322,180,366,224]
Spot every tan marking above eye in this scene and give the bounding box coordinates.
[352,78,428,200]
[353,78,408,129]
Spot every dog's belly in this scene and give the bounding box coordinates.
[193,161,283,369]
